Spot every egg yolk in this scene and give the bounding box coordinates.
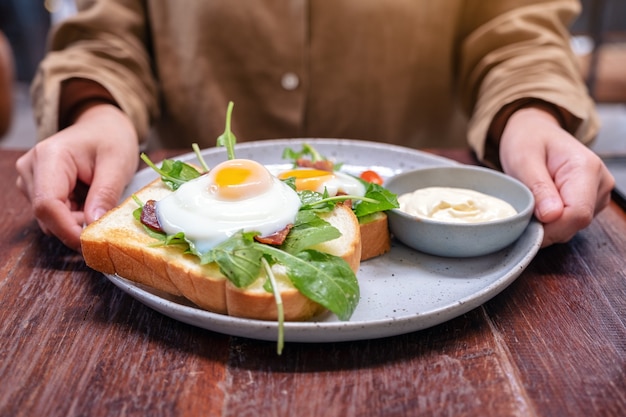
[278,169,335,192]
[207,159,273,200]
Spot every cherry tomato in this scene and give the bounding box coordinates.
[360,170,384,185]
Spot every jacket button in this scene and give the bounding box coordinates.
[281,72,299,91]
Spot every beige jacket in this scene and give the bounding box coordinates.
[32,0,598,163]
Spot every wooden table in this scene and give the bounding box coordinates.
[1,148,625,417]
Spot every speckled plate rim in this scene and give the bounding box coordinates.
[104,138,543,343]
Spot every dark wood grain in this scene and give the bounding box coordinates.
[1,148,624,417]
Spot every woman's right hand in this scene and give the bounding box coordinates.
[16,104,140,251]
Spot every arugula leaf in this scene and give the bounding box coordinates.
[258,246,359,321]
[158,158,199,181]
[132,196,144,221]
[199,231,263,288]
[261,258,285,355]
[296,189,335,212]
[282,143,324,162]
[281,176,297,192]
[353,181,399,218]
[280,210,341,254]
[140,153,202,190]
[282,143,343,170]
[192,143,210,172]
[216,101,236,160]
[296,187,380,214]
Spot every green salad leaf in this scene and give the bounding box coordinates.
[280,210,341,254]
[282,143,343,170]
[216,101,237,160]
[261,258,285,355]
[258,246,359,321]
[354,180,399,218]
[282,142,324,163]
[199,231,263,288]
[140,154,202,191]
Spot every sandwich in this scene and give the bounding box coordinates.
[80,163,362,321]
[80,103,368,352]
[279,143,398,260]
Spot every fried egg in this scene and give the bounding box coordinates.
[277,168,366,197]
[157,159,302,253]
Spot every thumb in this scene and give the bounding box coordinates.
[507,161,564,224]
[83,159,136,225]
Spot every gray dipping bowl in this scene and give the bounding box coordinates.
[385,166,535,257]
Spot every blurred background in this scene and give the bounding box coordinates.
[0,0,624,155]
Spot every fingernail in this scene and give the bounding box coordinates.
[536,197,561,222]
[93,207,107,221]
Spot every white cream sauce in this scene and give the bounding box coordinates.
[398,186,517,223]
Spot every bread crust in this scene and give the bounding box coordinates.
[359,212,391,260]
[226,281,326,321]
[80,177,361,321]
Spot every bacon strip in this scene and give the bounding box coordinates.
[140,200,164,232]
[295,158,334,172]
[254,224,293,246]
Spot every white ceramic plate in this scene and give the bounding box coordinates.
[105,138,543,342]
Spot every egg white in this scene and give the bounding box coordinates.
[315,171,366,197]
[272,167,366,197]
[156,173,302,253]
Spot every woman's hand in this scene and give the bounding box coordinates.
[499,107,614,247]
[16,104,140,251]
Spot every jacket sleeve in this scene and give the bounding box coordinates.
[31,0,158,142]
[457,0,599,164]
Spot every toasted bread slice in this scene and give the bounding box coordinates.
[359,211,391,260]
[80,177,361,321]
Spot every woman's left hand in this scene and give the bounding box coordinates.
[499,106,615,247]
